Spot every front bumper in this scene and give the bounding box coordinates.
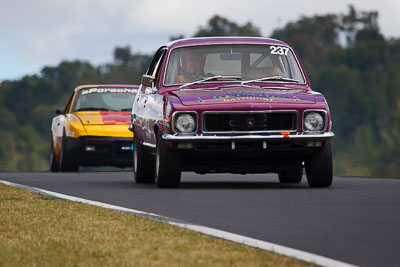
[65,136,133,167]
[163,131,334,142]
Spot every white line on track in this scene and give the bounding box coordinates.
[1,180,357,267]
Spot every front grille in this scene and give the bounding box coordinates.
[203,112,297,132]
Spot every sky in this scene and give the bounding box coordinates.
[0,0,399,82]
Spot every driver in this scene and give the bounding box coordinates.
[176,50,206,83]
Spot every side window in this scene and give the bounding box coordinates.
[63,91,75,114]
[147,47,166,77]
[153,51,166,85]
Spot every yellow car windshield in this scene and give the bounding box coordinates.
[72,87,137,112]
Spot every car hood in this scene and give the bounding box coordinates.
[170,86,316,106]
[73,111,132,137]
[75,111,131,125]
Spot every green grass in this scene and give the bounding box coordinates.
[0,183,315,266]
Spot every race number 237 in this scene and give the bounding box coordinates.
[270,46,289,55]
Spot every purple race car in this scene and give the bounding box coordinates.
[130,37,334,188]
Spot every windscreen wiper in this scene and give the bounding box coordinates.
[241,76,299,85]
[179,75,242,89]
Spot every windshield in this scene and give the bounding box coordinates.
[164,44,305,86]
[72,87,137,112]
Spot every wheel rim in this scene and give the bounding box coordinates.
[155,142,160,180]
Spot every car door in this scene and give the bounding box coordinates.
[133,47,167,146]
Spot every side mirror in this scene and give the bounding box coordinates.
[141,74,155,87]
[56,108,63,115]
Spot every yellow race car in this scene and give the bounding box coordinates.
[50,84,138,172]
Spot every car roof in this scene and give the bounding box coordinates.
[165,37,289,50]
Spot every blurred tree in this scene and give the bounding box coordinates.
[104,47,152,84]
[194,15,261,37]
[41,60,101,92]
[0,130,17,171]
[272,14,340,48]
[15,126,48,171]
[114,46,132,66]
[271,14,340,68]
[340,4,384,46]
[169,34,185,41]
[0,107,17,131]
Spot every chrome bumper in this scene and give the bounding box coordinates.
[162,132,334,142]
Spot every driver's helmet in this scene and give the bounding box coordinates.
[180,50,206,79]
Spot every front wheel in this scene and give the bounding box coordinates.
[133,129,155,183]
[306,141,333,187]
[155,131,181,188]
[59,131,79,172]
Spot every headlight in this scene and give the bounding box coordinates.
[304,112,324,131]
[175,113,196,133]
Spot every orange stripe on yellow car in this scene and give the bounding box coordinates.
[100,111,131,125]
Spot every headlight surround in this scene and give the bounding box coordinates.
[304,111,325,132]
[174,113,196,133]
[66,114,86,138]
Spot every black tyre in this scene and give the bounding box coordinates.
[306,140,333,187]
[49,139,59,172]
[59,131,79,172]
[133,129,155,183]
[155,131,181,188]
[278,165,303,183]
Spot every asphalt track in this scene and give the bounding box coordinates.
[1,172,399,267]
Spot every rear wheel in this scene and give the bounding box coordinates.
[133,129,155,183]
[59,131,79,172]
[155,131,181,188]
[49,138,59,172]
[306,141,333,187]
[278,165,303,183]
